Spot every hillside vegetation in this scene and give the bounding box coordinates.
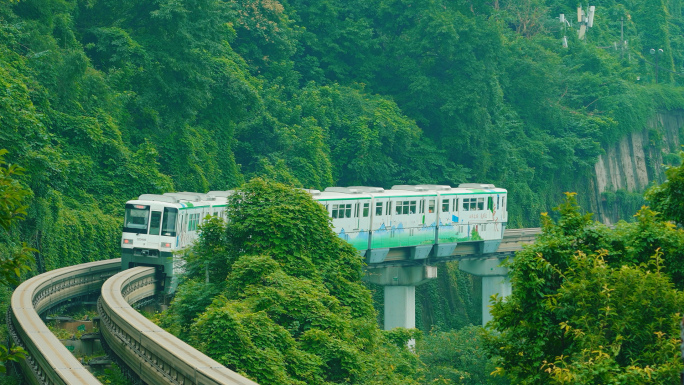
[2,0,684,270]
[3,0,684,377]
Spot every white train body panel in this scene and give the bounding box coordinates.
[120,184,507,291]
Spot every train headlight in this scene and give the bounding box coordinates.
[123,239,133,245]
[161,242,172,248]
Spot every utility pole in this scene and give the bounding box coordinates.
[650,48,664,83]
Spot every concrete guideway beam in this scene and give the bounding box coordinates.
[364,265,438,286]
[458,257,509,276]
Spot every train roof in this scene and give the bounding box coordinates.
[314,184,506,201]
[128,191,232,208]
[128,185,506,205]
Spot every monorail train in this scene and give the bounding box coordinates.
[121,184,507,293]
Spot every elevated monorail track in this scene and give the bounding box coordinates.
[8,259,120,385]
[98,266,257,385]
[8,260,256,385]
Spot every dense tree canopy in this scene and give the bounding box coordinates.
[486,194,684,384]
[159,179,417,384]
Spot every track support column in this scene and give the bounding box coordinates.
[459,257,511,326]
[364,265,438,330]
[384,286,416,330]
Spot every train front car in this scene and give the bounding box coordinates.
[121,194,182,293]
[121,192,230,294]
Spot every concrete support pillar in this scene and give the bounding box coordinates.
[384,286,416,330]
[364,265,438,331]
[459,257,511,326]
[481,275,511,325]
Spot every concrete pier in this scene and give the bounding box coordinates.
[459,257,511,325]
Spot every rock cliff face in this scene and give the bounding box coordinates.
[586,110,684,223]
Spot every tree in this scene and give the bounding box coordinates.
[416,326,509,385]
[159,179,420,384]
[645,151,684,225]
[485,193,684,384]
[0,150,32,374]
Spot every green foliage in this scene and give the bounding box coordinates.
[0,150,30,374]
[0,150,33,286]
[162,179,419,384]
[416,326,509,385]
[486,193,684,384]
[541,250,683,384]
[415,262,481,331]
[646,151,684,225]
[94,363,129,385]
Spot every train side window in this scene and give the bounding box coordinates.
[487,196,493,211]
[376,202,383,216]
[441,199,449,212]
[477,198,485,210]
[363,203,370,217]
[332,203,353,219]
[395,201,416,215]
[386,201,392,216]
[419,200,425,214]
[354,204,359,218]
[463,197,477,211]
[453,198,459,211]
[161,208,177,237]
[428,200,435,213]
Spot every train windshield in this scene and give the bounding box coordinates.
[162,208,178,237]
[124,204,150,234]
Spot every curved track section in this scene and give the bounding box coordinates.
[98,266,258,385]
[8,259,121,385]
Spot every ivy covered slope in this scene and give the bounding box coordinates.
[157,179,420,385]
[3,0,684,268]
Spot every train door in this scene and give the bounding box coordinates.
[146,207,163,256]
[437,195,452,227]
[437,194,458,243]
[370,197,391,248]
[358,199,371,231]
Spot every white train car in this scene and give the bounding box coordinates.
[120,184,506,291]
[120,191,232,292]
[314,184,507,263]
